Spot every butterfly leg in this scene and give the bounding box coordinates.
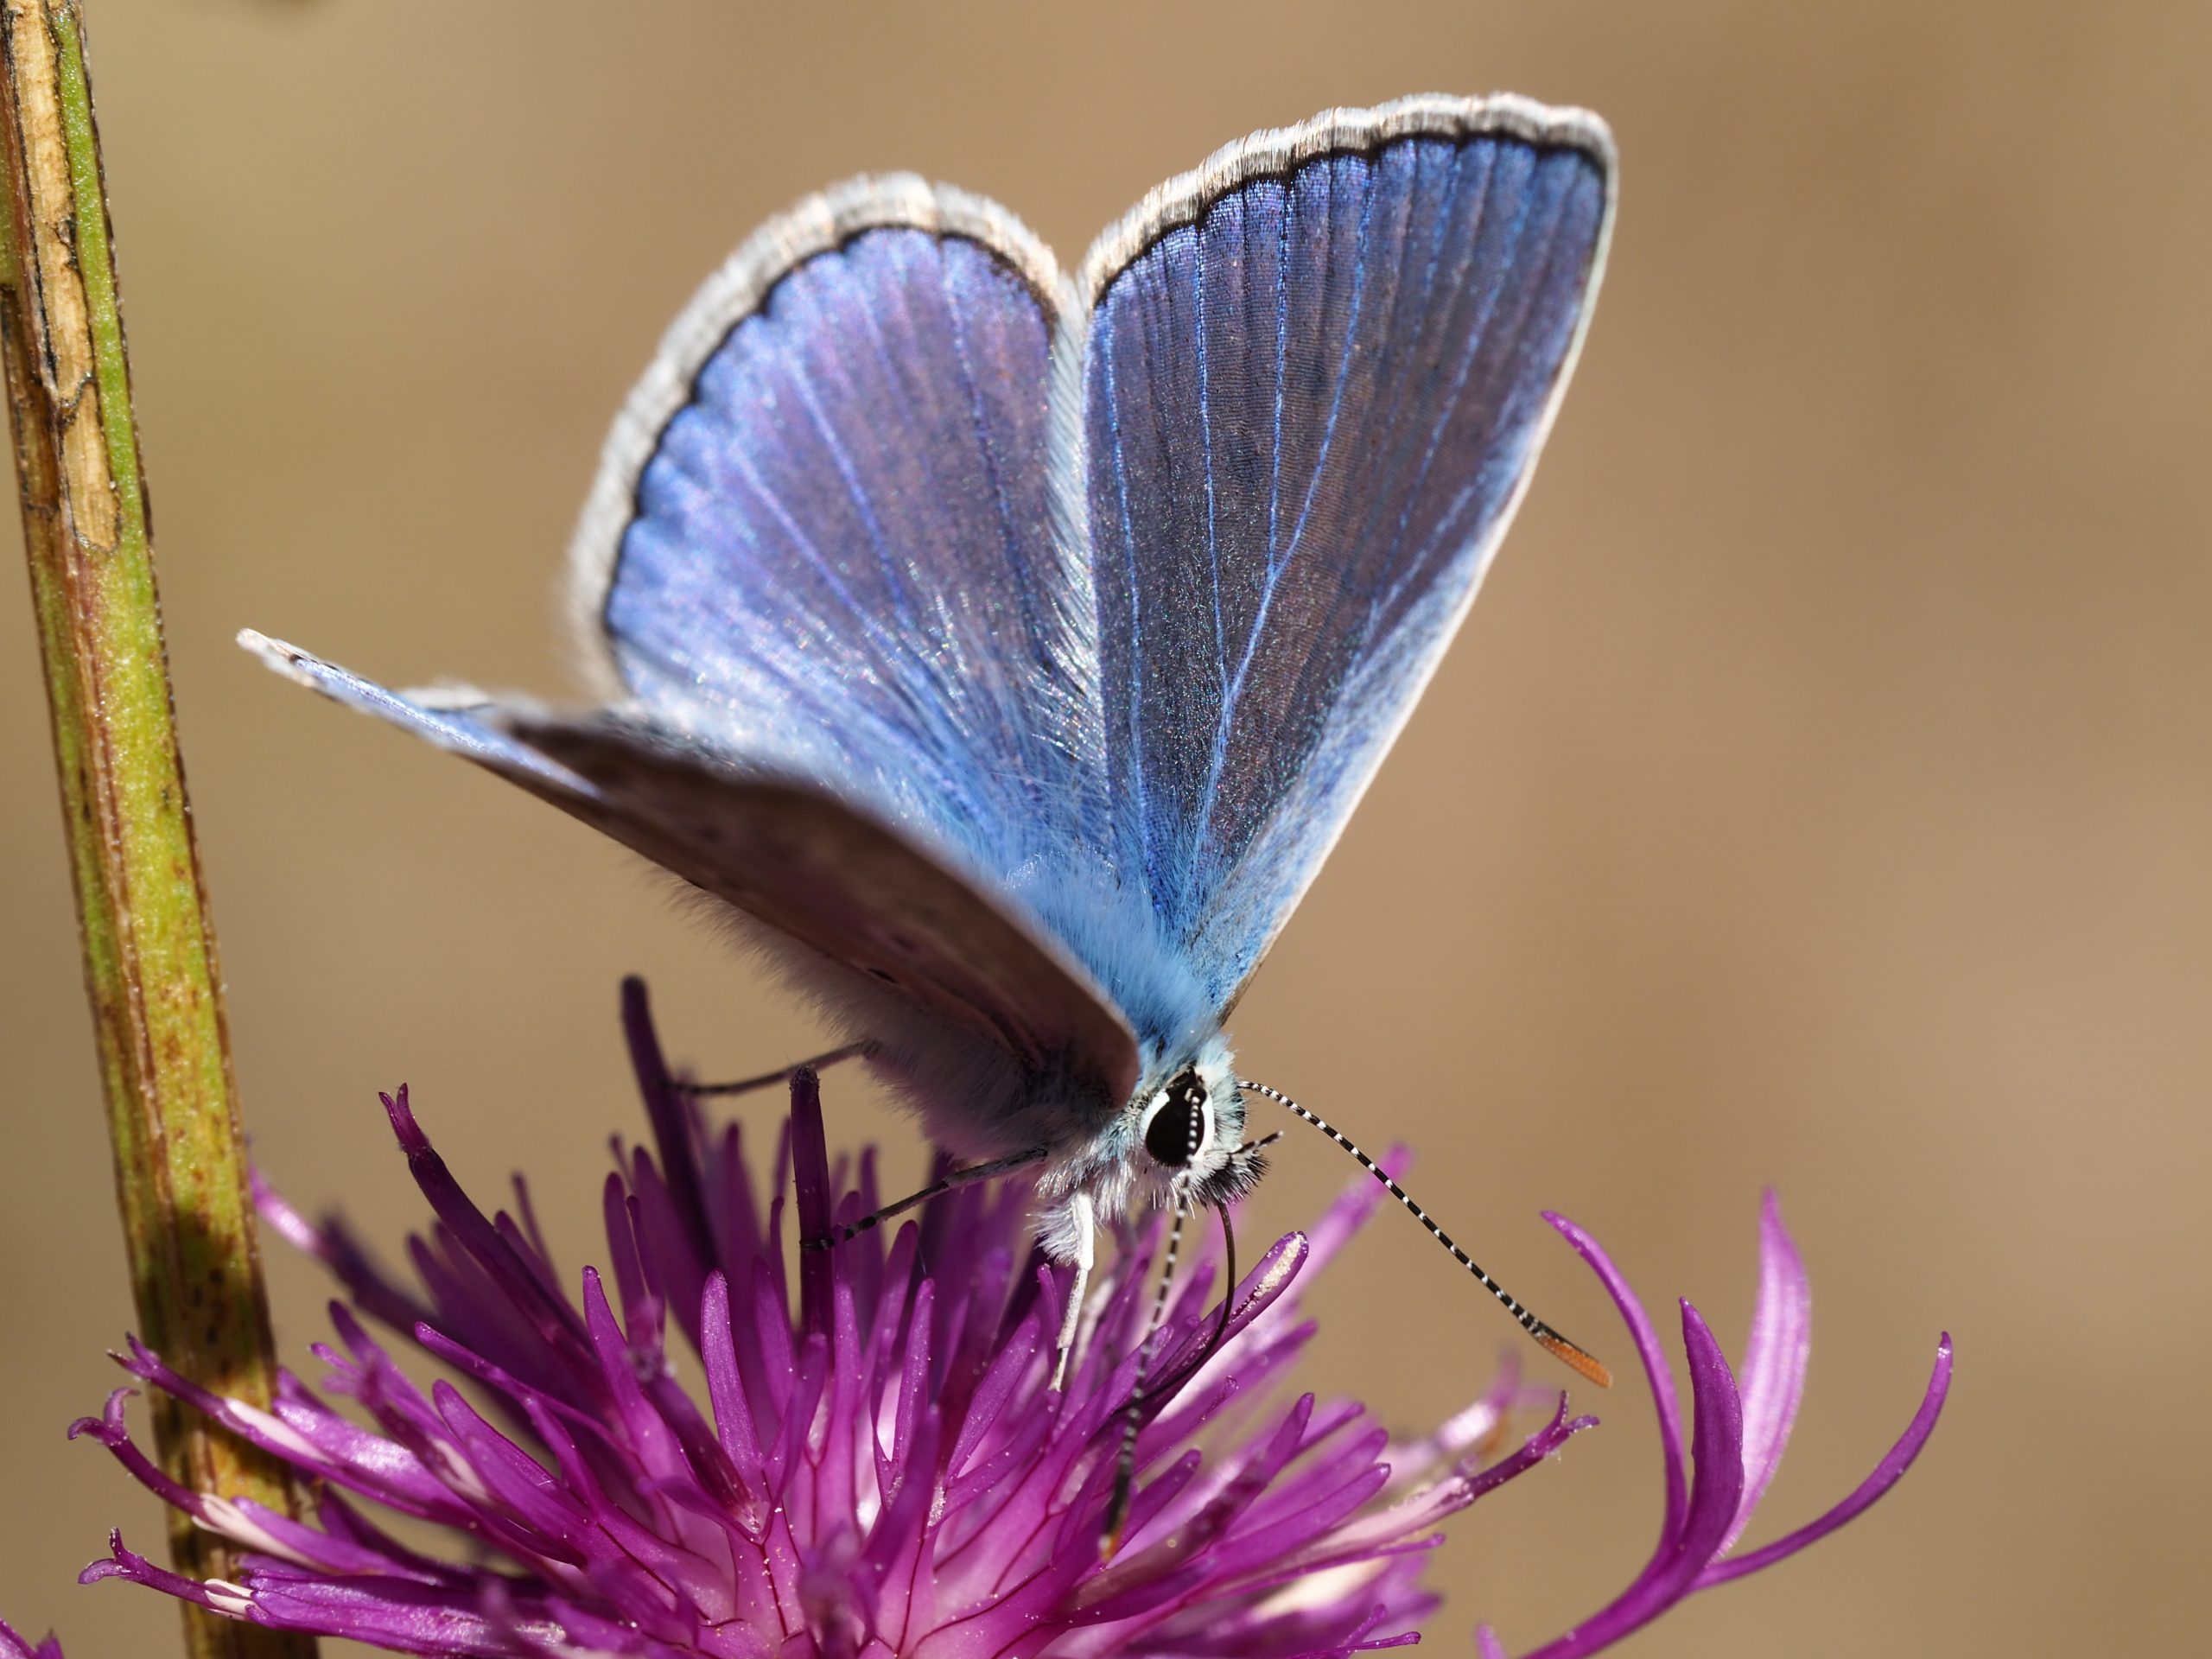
[1051,1192,1096,1391]
[677,1041,874,1097]
[800,1146,1047,1251]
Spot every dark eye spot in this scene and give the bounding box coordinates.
[1145,1070,1207,1168]
[867,966,899,985]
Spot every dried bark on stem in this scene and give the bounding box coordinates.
[0,4,313,1656]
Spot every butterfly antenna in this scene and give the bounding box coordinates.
[1237,1080,1611,1389]
[1100,1201,1187,1558]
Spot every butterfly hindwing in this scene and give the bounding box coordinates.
[1076,95,1614,1007]
[242,633,1139,1096]
[498,711,1138,1092]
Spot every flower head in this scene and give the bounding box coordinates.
[60,981,1950,1657]
[74,982,1582,1656]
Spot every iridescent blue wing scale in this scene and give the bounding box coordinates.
[1073,95,1615,1009]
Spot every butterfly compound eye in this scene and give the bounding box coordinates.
[1144,1071,1208,1168]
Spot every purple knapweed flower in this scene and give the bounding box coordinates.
[1476,1198,1953,1658]
[72,982,1585,1657]
[62,981,1949,1657]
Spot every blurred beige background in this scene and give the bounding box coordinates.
[3,2,2205,1655]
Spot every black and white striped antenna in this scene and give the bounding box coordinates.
[1099,1201,1188,1556]
[1238,1079,1611,1389]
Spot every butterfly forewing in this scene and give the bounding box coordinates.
[574,177,1104,877]
[1077,97,1613,1008]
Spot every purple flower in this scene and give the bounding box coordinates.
[72,983,1586,1657]
[1477,1197,1954,1658]
[60,982,1950,1657]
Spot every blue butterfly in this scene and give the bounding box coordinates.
[245,92,1614,1397]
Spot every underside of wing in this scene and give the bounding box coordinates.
[1076,93,1615,1007]
[241,632,1140,1102]
[569,175,1106,877]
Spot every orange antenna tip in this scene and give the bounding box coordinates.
[1536,1330,1613,1389]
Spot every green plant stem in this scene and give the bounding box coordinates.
[0,5,313,1656]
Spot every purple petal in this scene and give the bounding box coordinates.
[254,1173,439,1341]
[0,1613,64,1659]
[379,1087,587,1357]
[1719,1190,1809,1555]
[1698,1332,1955,1586]
[1382,1352,1546,1495]
[1517,1304,1745,1659]
[251,1167,323,1258]
[787,1069,834,1339]
[70,1390,367,1572]
[621,976,718,1280]
[698,1272,766,1512]
[1543,1211,1686,1548]
[79,1532,250,1620]
[1674,1304,1750,1566]
[1307,1397,1595,1585]
[1461,1396,1595,1507]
